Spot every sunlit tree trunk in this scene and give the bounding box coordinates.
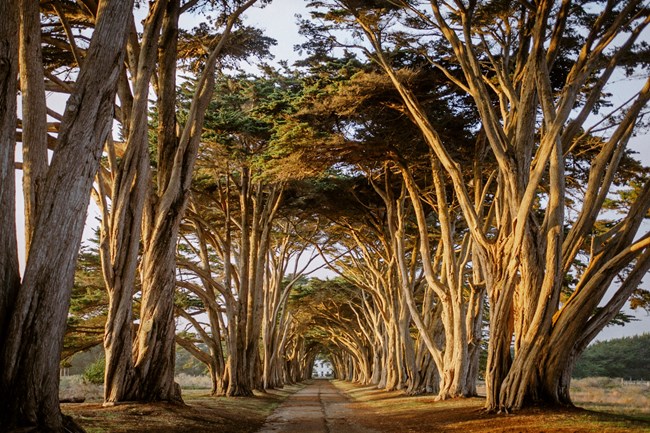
[109,0,260,402]
[405,0,648,411]
[337,0,650,412]
[228,167,254,396]
[262,222,319,389]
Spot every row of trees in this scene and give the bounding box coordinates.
[0,0,287,431]
[573,334,650,380]
[1,0,649,431]
[292,0,650,412]
[172,74,324,395]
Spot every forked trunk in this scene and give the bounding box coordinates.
[124,215,183,402]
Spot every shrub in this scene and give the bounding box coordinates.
[83,357,105,385]
[60,375,103,402]
[175,373,212,389]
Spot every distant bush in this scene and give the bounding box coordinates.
[175,373,212,389]
[573,333,650,380]
[63,345,103,375]
[60,375,103,402]
[83,357,105,385]
[572,377,621,390]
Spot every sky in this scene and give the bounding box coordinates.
[243,0,309,65]
[14,0,649,341]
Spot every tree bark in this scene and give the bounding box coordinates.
[118,0,259,402]
[0,0,133,429]
[341,0,649,412]
[19,0,48,252]
[102,0,167,404]
[0,0,21,375]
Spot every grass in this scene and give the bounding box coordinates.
[60,376,650,432]
[572,377,650,421]
[174,374,213,390]
[60,375,104,402]
[59,374,214,403]
[61,377,303,433]
[331,379,650,433]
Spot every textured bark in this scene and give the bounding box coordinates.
[0,0,133,430]
[0,0,21,372]
[102,0,167,404]
[228,168,253,397]
[394,161,479,398]
[19,0,48,252]
[123,0,259,402]
[129,214,184,402]
[226,179,284,396]
[195,223,227,395]
[155,0,180,192]
[101,0,259,403]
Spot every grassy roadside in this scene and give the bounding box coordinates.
[571,377,650,422]
[60,376,650,432]
[332,380,650,433]
[62,384,304,433]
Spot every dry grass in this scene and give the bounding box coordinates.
[59,374,214,403]
[59,377,650,432]
[174,374,213,390]
[60,375,104,403]
[572,377,650,420]
[332,380,650,432]
[63,384,304,433]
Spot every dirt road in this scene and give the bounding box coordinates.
[256,380,379,433]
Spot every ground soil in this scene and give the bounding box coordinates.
[63,380,650,433]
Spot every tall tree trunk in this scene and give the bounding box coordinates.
[0,0,133,429]
[103,0,258,404]
[228,169,253,396]
[102,0,167,404]
[128,213,184,402]
[0,0,21,381]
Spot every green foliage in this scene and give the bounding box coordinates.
[64,234,109,361]
[175,345,209,376]
[63,346,104,375]
[83,356,105,385]
[289,276,367,357]
[573,334,650,380]
[184,69,319,184]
